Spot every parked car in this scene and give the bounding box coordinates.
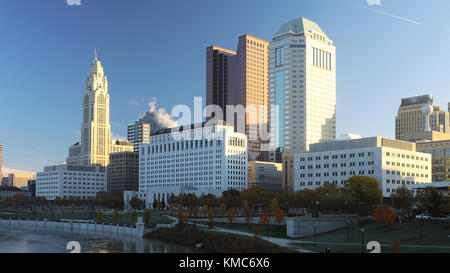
[415,214,432,221]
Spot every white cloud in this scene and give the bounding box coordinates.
[66,0,81,6]
[366,0,381,6]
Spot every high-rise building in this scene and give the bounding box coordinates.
[395,94,450,140]
[206,46,236,121]
[8,173,36,188]
[269,17,336,155]
[67,52,133,166]
[206,35,269,160]
[107,151,139,195]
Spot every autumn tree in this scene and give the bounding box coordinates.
[243,200,253,224]
[113,209,120,223]
[144,210,151,225]
[227,207,236,224]
[177,204,185,228]
[416,187,445,217]
[391,185,414,215]
[345,176,382,215]
[208,207,216,229]
[219,203,226,216]
[269,199,279,214]
[202,204,208,217]
[373,205,397,224]
[274,207,285,224]
[97,210,103,223]
[130,209,137,224]
[129,197,145,210]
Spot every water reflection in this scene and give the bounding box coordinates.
[0,225,196,253]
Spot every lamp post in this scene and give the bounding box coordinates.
[361,228,365,253]
[314,224,317,249]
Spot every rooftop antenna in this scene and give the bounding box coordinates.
[94,48,99,61]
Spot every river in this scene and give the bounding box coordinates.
[0,225,195,253]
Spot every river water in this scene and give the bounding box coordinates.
[0,225,195,253]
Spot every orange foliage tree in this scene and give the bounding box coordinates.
[373,205,397,224]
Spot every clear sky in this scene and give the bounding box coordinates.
[1,0,450,173]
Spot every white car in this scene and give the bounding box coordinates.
[415,214,432,221]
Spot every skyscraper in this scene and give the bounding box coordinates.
[206,35,269,160]
[67,52,133,166]
[395,94,450,140]
[206,46,236,122]
[269,18,336,155]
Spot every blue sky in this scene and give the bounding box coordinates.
[1,0,450,172]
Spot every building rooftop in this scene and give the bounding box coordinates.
[400,94,433,106]
[309,136,416,153]
[273,17,328,39]
[150,120,231,137]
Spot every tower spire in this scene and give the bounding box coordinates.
[94,48,99,61]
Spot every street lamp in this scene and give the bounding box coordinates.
[314,224,317,249]
[361,228,365,253]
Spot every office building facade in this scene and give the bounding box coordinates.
[294,137,432,197]
[136,121,248,207]
[248,161,282,192]
[107,151,139,195]
[36,165,106,200]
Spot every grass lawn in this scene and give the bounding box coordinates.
[0,209,172,228]
[295,220,450,253]
[145,225,295,253]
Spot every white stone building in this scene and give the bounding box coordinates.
[36,165,106,200]
[294,137,432,197]
[135,121,248,208]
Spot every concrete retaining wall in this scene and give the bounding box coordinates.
[0,218,144,237]
[286,217,354,238]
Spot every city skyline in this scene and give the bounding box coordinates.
[1,0,450,172]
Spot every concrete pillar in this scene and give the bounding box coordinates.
[136,217,144,237]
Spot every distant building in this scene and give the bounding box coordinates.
[248,161,282,192]
[410,181,449,197]
[0,187,32,201]
[294,137,432,197]
[1,177,7,187]
[337,133,361,141]
[8,173,36,188]
[135,121,248,208]
[107,151,139,195]
[396,94,450,140]
[128,112,153,152]
[27,180,36,197]
[36,165,106,200]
